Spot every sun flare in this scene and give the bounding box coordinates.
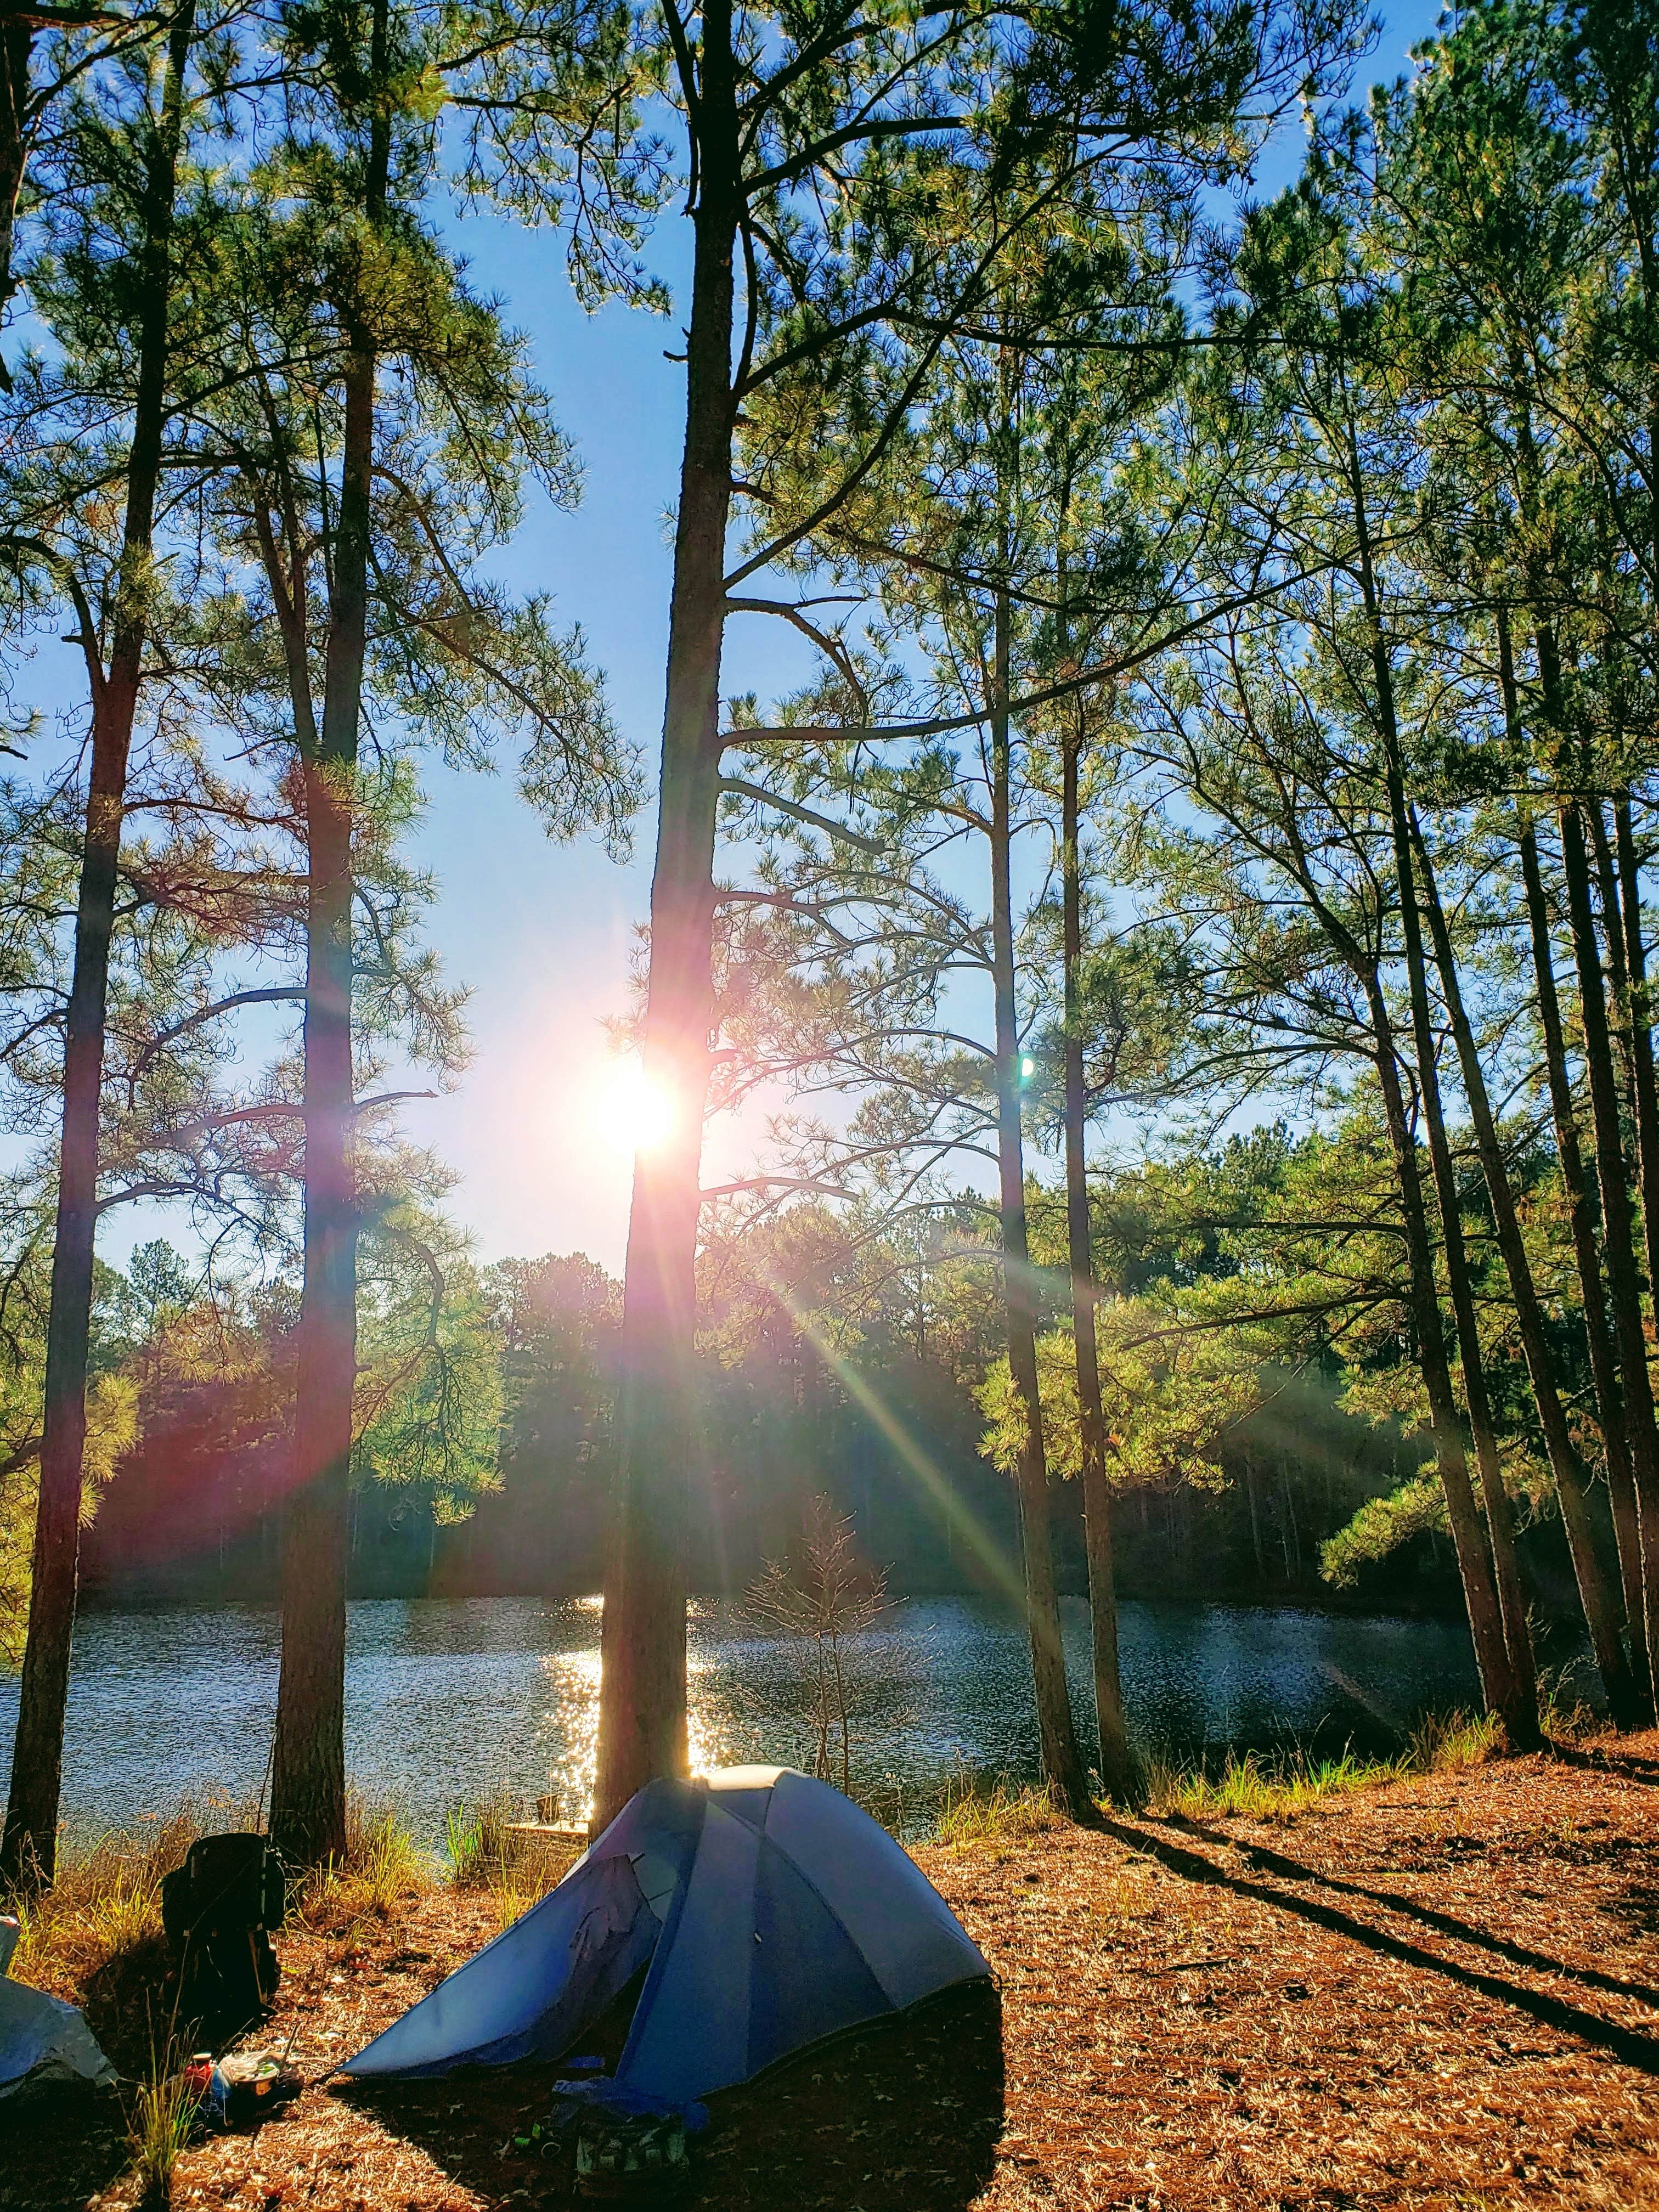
[597,1058,674,1155]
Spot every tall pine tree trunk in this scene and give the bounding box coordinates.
[990,588,1086,1813]
[1555,793,1659,1702]
[1386,769,1538,1742]
[1363,975,1516,1720]
[1339,430,1515,1730]
[592,1,736,1836]
[1538,620,1659,1703]
[269,0,388,1870]
[1410,812,1640,1725]
[1585,806,1645,1154]
[1061,730,1132,1801]
[0,13,29,391]
[1501,607,1651,1708]
[1,3,194,1892]
[1609,795,1659,1322]
[1518,816,1652,1707]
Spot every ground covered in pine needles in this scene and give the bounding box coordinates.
[7,1731,1659,2211]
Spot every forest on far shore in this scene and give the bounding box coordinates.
[64,1133,1601,1629]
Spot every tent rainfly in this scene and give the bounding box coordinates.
[1,1915,117,2098]
[341,1766,989,2107]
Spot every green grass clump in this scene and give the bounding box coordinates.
[1142,1745,1404,1824]
[444,1788,516,1891]
[933,1777,1063,1850]
[124,2035,200,2203]
[298,1793,428,1928]
[1407,1707,1504,1774]
[1141,1706,1511,1827]
[1538,1668,1600,1744]
[446,1790,574,1928]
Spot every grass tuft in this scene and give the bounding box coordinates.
[1138,1707,1513,1827]
[446,1789,572,1927]
[123,2029,200,2204]
[1538,1667,1600,1745]
[10,1802,218,2001]
[1141,1745,1404,1824]
[1408,1707,1504,1774]
[933,1777,1063,1849]
[297,1794,428,1929]
[444,1788,516,1891]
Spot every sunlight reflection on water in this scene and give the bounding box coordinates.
[0,1593,1484,1844]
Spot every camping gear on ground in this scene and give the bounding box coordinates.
[341,1764,989,2110]
[574,2105,690,2199]
[160,1832,284,2036]
[0,1913,117,2097]
[549,2078,704,2200]
[183,2049,303,2131]
[212,2050,302,2125]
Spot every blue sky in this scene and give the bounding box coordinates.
[394,0,1446,1274]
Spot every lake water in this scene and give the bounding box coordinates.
[0,1595,1482,1844]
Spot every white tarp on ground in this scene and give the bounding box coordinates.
[342,1765,989,2107]
[0,1916,117,2097]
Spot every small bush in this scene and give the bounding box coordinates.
[933,1777,1063,1850]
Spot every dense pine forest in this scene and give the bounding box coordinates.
[0,0,1655,1865]
[63,1220,1536,1617]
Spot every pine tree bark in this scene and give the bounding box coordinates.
[991,588,1086,1814]
[1537,617,1659,1702]
[1391,797,1539,1742]
[270,0,388,1871]
[0,12,29,392]
[1335,425,1514,1726]
[1360,975,1516,1720]
[1268,778,1513,1708]
[1060,730,1133,1802]
[1410,811,1640,1725]
[1555,796,1659,1699]
[1500,605,1651,1707]
[1609,796,1659,1327]
[1,2,194,1894]
[1517,815,1652,1707]
[1585,805,1645,1149]
[591,0,737,1835]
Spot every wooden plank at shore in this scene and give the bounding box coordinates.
[503,1821,587,1856]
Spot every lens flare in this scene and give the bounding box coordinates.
[598,1058,674,1155]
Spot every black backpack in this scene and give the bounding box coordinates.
[161,1833,285,2038]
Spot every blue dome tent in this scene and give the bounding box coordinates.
[341,1766,988,2108]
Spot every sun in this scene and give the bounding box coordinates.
[597,1058,675,1155]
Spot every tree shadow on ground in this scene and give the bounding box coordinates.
[346,1975,1005,2210]
[1547,1741,1659,1785]
[1,2079,131,2210]
[1102,1815,1659,2079]
[3,1939,180,2209]
[1193,1829,1659,2013]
